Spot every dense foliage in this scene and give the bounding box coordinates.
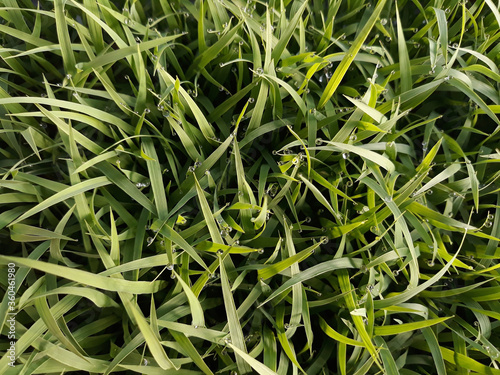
[1,0,500,374]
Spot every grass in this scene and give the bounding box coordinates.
[0,0,499,374]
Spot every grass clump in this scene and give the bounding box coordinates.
[1,0,500,374]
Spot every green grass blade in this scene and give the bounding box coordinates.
[219,254,251,374]
[125,298,178,370]
[374,316,452,336]
[54,0,77,76]
[172,270,205,329]
[317,0,387,108]
[228,342,278,375]
[0,255,165,294]
[395,4,411,93]
[319,316,366,347]
[258,258,363,307]
[8,177,110,225]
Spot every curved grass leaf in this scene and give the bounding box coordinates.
[0,256,165,294]
[317,0,387,108]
